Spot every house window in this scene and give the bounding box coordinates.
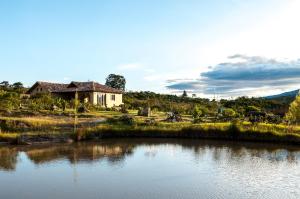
[98,94,106,106]
[111,94,115,101]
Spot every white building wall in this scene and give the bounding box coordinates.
[92,92,123,108]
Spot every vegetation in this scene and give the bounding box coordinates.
[0,80,300,145]
[124,91,289,122]
[105,74,126,91]
[77,121,300,145]
[285,95,300,125]
[182,90,188,98]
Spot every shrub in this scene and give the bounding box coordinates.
[223,108,236,118]
[118,115,135,125]
[0,90,20,112]
[192,105,202,119]
[165,111,182,122]
[144,118,157,126]
[120,104,129,114]
[77,104,89,113]
[137,107,151,117]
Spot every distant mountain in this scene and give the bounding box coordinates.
[264,89,299,101]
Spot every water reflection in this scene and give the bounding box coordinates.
[0,139,299,171]
[0,147,18,171]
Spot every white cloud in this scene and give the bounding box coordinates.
[210,0,300,60]
[167,55,300,98]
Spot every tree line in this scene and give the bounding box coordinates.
[1,74,300,125]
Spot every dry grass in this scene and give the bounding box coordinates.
[0,116,68,126]
[0,132,19,142]
[1,111,300,145]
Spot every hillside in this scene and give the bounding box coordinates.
[264,89,299,104]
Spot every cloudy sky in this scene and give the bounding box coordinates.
[1,0,300,98]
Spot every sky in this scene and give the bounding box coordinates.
[1,0,300,98]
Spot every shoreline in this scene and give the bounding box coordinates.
[78,125,300,146]
[1,124,299,146]
[1,115,300,146]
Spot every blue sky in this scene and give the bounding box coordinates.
[1,0,300,98]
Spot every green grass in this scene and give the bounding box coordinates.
[1,111,300,145]
[77,121,300,145]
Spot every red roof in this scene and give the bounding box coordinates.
[26,81,68,94]
[27,81,123,94]
[57,81,123,94]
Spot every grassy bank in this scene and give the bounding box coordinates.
[1,112,300,145]
[77,122,300,145]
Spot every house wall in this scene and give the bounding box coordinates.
[91,92,123,108]
[30,85,49,95]
[106,93,123,108]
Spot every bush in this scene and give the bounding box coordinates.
[165,111,182,122]
[137,107,151,117]
[192,105,202,119]
[0,90,20,112]
[120,104,129,114]
[266,114,282,124]
[77,104,89,113]
[107,114,135,125]
[118,115,135,125]
[144,118,157,126]
[223,108,236,118]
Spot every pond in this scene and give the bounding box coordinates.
[0,139,299,199]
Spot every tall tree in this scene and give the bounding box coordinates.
[105,74,126,91]
[12,82,23,89]
[285,94,300,124]
[182,90,188,98]
[0,81,9,88]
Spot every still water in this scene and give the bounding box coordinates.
[0,139,299,199]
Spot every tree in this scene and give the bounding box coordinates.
[285,95,300,124]
[182,90,188,98]
[12,82,23,89]
[0,90,20,112]
[192,105,202,119]
[105,74,126,91]
[0,81,9,89]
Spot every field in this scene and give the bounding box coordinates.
[0,110,300,145]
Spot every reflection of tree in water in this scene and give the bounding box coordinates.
[178,140,300,164]
[0,139,299,172]
[0,147,18,171]
[25,142,134,166]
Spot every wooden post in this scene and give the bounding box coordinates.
[74,89,78,138]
